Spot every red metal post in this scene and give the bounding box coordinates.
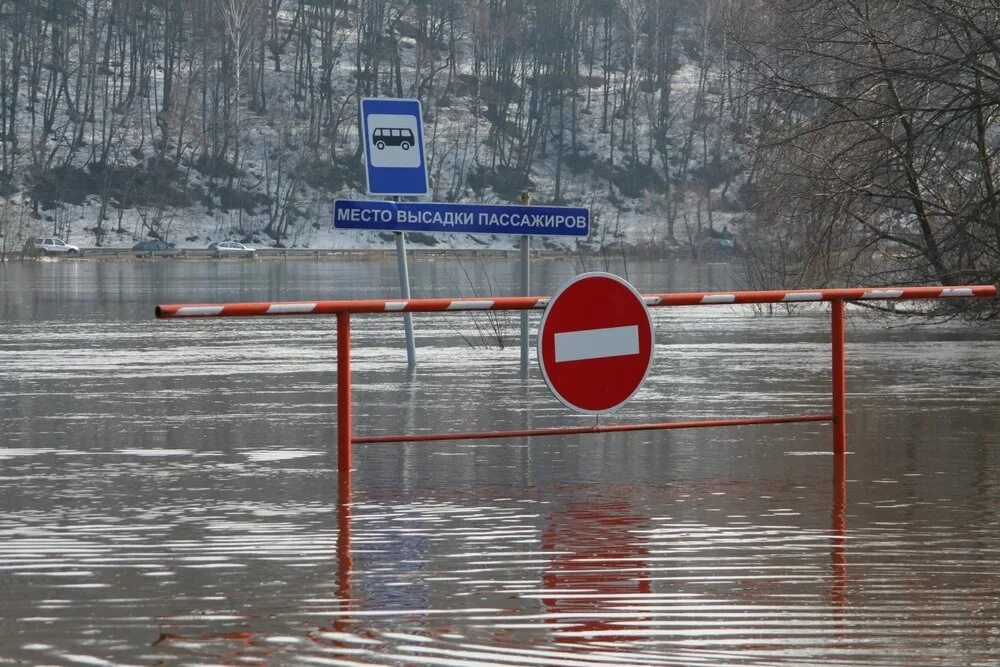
[335,313,353,626]
[335,313,354,630]
[831,299,846,458]
[830,299,848,611]
[337,313,352,480]
[830,292,848,609]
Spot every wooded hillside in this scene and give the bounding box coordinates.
[1,0,998,313]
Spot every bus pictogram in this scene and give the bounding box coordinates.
[372,127,414,151]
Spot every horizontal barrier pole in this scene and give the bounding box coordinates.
[156,285,996,318]
[352,414,835,445]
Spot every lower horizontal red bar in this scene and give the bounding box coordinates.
[352,414,834,445]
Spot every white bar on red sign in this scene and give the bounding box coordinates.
[554,325,640,363]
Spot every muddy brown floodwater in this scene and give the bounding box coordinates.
[2,258,999,665]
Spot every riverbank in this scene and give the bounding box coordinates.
[1,245,725,263]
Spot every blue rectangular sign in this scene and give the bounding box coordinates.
[333,200,590,237]
[360,98,430,197]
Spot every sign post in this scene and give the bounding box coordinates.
[537,273,655,413]
[360,98,430,366]
[393,198,416,367]
[519,192,531,375]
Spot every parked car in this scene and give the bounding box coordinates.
[207,241,256,258]
[23,237,81,256]
[131,239,177,257]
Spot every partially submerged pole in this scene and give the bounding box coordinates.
[337,313,352,480]
[395,232,417,366]
[394,196,417,367]
[830,300,848,611]
[831,299,846,459]
[519,191,531,375]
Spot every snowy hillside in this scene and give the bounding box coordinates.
[0,1,749,256]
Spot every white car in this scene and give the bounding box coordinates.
[24,237,81,256]
[207,241,256,258]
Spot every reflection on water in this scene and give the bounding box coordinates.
[541,500,652,644]
[1,259,1000,665]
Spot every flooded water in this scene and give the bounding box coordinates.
[2,257,999,666]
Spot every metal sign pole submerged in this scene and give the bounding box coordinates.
[392,196,416,367]
[519,192,531,375]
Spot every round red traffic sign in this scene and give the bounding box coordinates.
[537,272,655,414]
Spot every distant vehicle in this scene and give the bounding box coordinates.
[23,237,81,256]
[131,239,177,257]
[372,127,414,151]
[207,241,256,258]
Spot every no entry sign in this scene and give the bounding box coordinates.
[537,273,655,413]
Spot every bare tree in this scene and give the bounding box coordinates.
[219,0,262,231]
[729,0,1000,316]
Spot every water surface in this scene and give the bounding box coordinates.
[2,258,999,665]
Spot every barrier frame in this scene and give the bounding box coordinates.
[157,284,996,487]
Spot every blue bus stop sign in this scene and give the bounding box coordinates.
[333,200,589,238]
[360,98,430,197]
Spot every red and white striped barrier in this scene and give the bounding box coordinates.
[155,285,996,318]
[155,282,996,488]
